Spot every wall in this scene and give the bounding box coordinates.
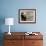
[0,0,46,32]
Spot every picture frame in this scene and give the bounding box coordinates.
[18,9,36,23]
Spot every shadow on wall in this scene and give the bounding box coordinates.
[0,16,5,46]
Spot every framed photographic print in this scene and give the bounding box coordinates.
[18,9,36,23]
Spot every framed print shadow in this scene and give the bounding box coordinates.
[18,9,36,23]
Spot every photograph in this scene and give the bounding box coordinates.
[18,9,36,23]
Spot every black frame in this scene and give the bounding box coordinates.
[18,9,36,24]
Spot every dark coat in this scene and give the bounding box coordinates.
[21,14,26,21]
